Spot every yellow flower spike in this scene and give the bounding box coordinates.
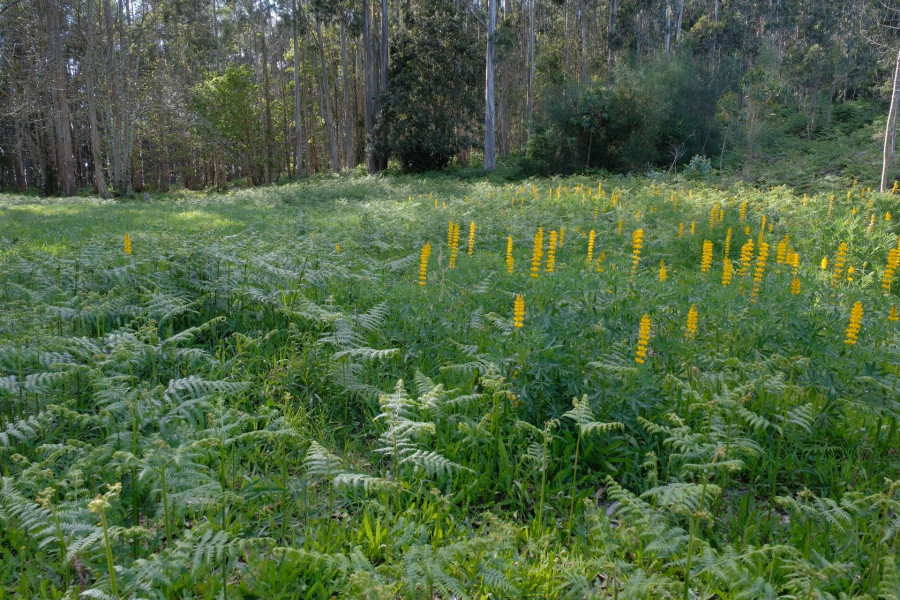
[448,222,461,269]
[700,240,714,275]
[723,227,732,259]
[685,306,697,339]
[760,214,767,233]
[749,242,770,303]
[335,244,340,254]
[678,222,684,238]
[617,220,623,236]
[744,225,751,236]
[635,314,651,364]
[418,242,432,286]
[893,181,899,194]
[530,228,544,278]
[587,229,596,263]
[889,306,899,322]
[790,275,801,295]
[506,236,514,274]
[827,195,834,219]
[832,242,848,288]
[593,206,599,222]
[596,251,606,273]
[847,265,855,282]
[739,201,747,223]
[559,227,565,247]
[820,257,828,270]
[690,221,696,236]
[513,294,525,329]
[768,222,774,233]
[738,239,754,277]
[709,205,718,231]
[803,194,808,207]
[775,236,789,265]
[882,248,900,292]
[658,260,667,282]
[866,214,876,236]
[123,234,132,255]
[546,231,558,273]
[631,229,644,273]
[722,259,733,286]
[844,301,863,345]
[467,221,476,256]
[886,212,892,221]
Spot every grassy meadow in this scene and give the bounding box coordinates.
[1,175,899,599]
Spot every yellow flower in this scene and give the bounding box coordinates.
[596,251,606,273]
[513,294,525,328]
[678,221,684,238]
[685,305,698,339]
[739,201,747,223]
[123,234,132,255]
[844,301,863,345]
[658,260,667,282]
[775,235,789,265]
[832,242,848,287]
[749,242,769,303]
[723,227,732,259]
[738,239,754,277]
[744,225,751,236]
[587,229,596,263]
[546,231,558,273]
[820,257,828,270]
[700,240,714,275]
[530,228,544,278]
[882,248,900,292]
[559,227,565,247]
[506,236,514,274]
[418,242,432,286]
[790,275,801,295]
[722,259,733,286]
[635,314,651,364]
[847,265,855,282]
[467,221,476,255]
[889,306,899,322]
[886,212,892,221]
[631,229,644,272]
[690,221,696,236]
[617,219,623,236]
[335,243,341,254]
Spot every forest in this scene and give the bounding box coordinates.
[1,0,900,193]
[3,2,900,600]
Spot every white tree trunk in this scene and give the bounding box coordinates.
[881,46,900,193]
[484,0,496,170]
[291,0,303,179]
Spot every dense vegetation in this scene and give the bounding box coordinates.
[2,174,899,598]
[2,0,900,194]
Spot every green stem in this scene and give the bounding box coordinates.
[100,510,119,599]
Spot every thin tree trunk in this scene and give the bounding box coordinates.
[880,46,900,193]
[378,0,388,171]
[607,0,617,76]
[41,0,77,196]
[527,0,536,139]
[212,0,220,72]
[340,18,354,169]
[363,0,379,173]
[85,0,109,198]
[665,0,672,59]
[315,17,340,172]
[291,0,304,179]
[484,0,496,171]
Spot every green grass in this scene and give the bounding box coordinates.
[1,174,899,599]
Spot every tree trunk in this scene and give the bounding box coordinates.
[880,46,900,193]
[340,18,354,169]
[484,0,496,171]
[665,0,672,59]
[315,17,340,172]
[291,0,304,179]
[40,0,77,196]
[85,0,109,198]
[527,0,536,139]
[607,0,617,76]
[378,0,389,171]
[363,0,380,173]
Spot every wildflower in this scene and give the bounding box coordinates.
[617,220,623,236]
[678,221,684,238]
[659,260,667,282]
[722,259,733,286]
[890,306,899,322]
[690,221,696,236]
[631,229,644,272]
[820,257,828,270]
[749,242,769,303]
[775,236,789,265]
[530,228,544,278]
[709,204,719,231]
[723,227,732,259]
[513,294,525,328]
[506,236,514,274]
[738,239,754,277]
[844,301,863,345]
[739,201,747,223]
[882,248,900,292]
[418,242,432,286]
[467,221,476,255]
[866,214,876,236]
[744,225,751,236]
[832,242,848,287]
[559,227,565,247]
[886,212,892,221]
[685,306,697,339]
[594,206,599,222]
[700,240,714,275]
[124,234,132,255]
[587,229,596,263]
[893,181,899,194]
[827,195,834,219]
[790,275,801,295]
[546,231,558,273]
[335,243,341,254]
[803,194,808,207]
[448,222,461,269]
[596,251,606,273]
[635,314,651,364]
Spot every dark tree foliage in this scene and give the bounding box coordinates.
[371,2,481,172]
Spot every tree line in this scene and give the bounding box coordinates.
[0,0,898,196]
